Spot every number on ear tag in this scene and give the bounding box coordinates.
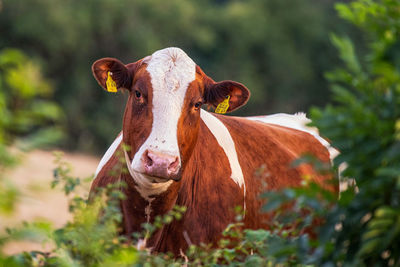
[106,72,117,92]
[215,95,230,114]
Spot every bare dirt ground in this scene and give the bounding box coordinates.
[1,150,100,255]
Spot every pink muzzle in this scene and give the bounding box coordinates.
[141,149,180,180]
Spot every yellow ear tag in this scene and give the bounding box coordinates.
[214,95,230,114]
[106,72,118,93]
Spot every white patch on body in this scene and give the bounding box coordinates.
[246,113,350,194]
[94,133,123,177]
[131,47,196,175]
[246,113,339,161]
[200,110,246,208]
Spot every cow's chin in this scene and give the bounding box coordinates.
[144,173,182,183]
[146,175,173,184]
[135,171,182,184]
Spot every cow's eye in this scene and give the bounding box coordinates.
[135,90,142,98]
[194,102,202,109]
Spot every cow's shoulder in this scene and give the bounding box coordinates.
[91,132,124,191]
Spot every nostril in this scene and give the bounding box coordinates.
[168,157,179,172]
[144,150,153,167]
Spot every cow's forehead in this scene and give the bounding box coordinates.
[145,47,196,94]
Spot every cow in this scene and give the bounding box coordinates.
[90,47,338,255]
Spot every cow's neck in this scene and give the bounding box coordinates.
[119,172,181,249]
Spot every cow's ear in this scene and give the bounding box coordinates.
[203,80,250,113]
[197,65,250,113]
[92,58,133,92]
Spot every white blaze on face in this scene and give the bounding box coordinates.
[130,47,196,177]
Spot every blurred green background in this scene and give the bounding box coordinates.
[0,0,357,154]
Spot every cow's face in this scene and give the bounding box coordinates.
[92,48,249,183]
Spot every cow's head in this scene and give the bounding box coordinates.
[92,48,250,184]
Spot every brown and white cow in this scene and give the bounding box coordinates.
[90,47,338,255]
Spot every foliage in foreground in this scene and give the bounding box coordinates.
[0,154,334,267]
[0,48,64,219]
[1,0,400,266]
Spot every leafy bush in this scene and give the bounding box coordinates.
[0,48,64,218]
[0,49,65,266]
[1,153,187,267]
[309,0,400,264]
[0,49,64,153]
